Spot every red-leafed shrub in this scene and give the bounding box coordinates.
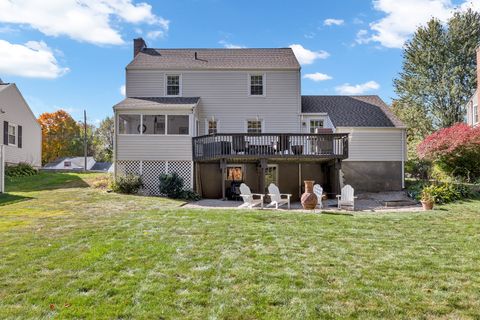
[417,123,480,181]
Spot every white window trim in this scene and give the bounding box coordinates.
[7,122,17,147]
[205,119,219,135]
[165,74,182,97]
[245,119,264,133]
[248,73,266,97]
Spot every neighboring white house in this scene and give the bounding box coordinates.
[0,81,42,168]
[113,38,406,199]
[43,157,113,172]
[466,47,480,127]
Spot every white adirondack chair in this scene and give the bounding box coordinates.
[313,184,323,208]
[239,183,264,209]
[336,184,357,210]
[267,183,291,209]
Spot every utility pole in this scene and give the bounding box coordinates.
[84,110,87,172]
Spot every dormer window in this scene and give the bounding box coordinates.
[166,75,181,96]
[249,74,265,96]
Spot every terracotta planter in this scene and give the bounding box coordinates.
[301,180,318,210]
[421,200,434,211]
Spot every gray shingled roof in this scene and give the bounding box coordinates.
[114,97,200,109]
[302,95,405,128]
[91,162,112,171]
[127,48,301,70]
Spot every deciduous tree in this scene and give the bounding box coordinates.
[38,110,82,165]
[93,117,114,162]
[394,9,480,130]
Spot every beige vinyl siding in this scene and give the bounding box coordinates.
[126,70,165,97]
[0,85,42,167]
[116,135,192,161]
[126,70,301,134]
[336,127,406,162]
[115,110,194,161]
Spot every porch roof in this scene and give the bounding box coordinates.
[113,97,200,110]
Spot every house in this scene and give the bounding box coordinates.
[43,156,113,172]
[465,47,479,127]
[113,38,406,200]
[0,81,42,168]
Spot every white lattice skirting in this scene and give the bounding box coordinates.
[116,160,193,195]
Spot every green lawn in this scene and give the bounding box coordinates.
[1,173,480,319]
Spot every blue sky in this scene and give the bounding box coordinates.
[0,0,478,124]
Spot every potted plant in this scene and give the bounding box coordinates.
[420,185,435,211]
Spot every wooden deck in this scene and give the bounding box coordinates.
[192,133,349,161]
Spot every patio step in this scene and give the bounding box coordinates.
[383,199,418,207]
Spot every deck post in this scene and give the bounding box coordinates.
[220,159,227,200]
[259,159,267,194]
[333,159,342,195]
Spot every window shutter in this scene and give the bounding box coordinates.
[3,121,7,145]
[18,125,22,148]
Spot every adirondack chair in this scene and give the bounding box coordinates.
[267,183,291,209]
[239,183,264,209]
[336,184,357,210]
[313,184,323,209]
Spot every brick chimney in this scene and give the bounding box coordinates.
[133,38,146,58]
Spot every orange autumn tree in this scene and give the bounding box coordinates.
[38,110,82,165]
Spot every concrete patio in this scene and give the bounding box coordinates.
[183,191,422,213]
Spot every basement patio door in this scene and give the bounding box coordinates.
[264,164,278,192]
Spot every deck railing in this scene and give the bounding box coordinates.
[192,133,349,161]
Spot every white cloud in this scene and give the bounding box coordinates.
[324,18,345,26]
[0,40,69,79]
[359,0,479,49]
[120,84,126,96]
[146,30,166,40]
[289,44,329,65]
[303,72,333,81]
[355,29,370,44]
[335,81,380,95]
[0,0,169,45]
[218,40,246,49]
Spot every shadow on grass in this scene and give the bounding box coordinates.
[6,172,91,193]
[319,211,354,216]
[0,193,33,207]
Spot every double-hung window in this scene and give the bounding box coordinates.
[249,74,264,96]
[247,120,262,133]
[8,123,16,146]
[166,75,181,96]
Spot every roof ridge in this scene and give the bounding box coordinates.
[145,47,292,51]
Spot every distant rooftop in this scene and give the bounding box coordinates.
[127,47,301,70]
